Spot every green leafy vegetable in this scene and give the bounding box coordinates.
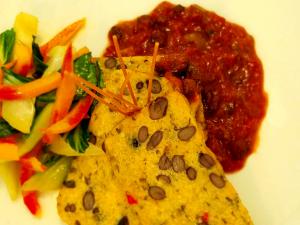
[0,29,15,64]
[74,53,96,97]
[0,119,16,138]
[2,67,32,84]
[32,39,48,77]
[66,119,90,153]
[36,90,56,103]
[96,61,105,89]
[2,68,36,134]
[40,151,61,167]
[43,45,67,77]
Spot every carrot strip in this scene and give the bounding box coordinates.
[20,157,46,173]
[40,18,86,58]
[112,35,137,106]
[17,72,62,98]
[74,46,90,59]
[0,143,19,161]
[45,95,93,134]
[147,42,159,103]
[51,45,76,122]
[44,45,76,144]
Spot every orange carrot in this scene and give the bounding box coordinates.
[0,143,19,161]
[44,45,76,144]
[0,72,62,100]
[40,18,86,58]
[45,95,92,135]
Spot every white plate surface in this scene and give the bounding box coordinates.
[0,0,299,225]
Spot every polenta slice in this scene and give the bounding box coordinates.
[58,57,253,225]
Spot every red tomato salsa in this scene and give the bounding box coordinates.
[104,2,267,172]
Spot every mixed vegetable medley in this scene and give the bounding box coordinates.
[0,13,104,215]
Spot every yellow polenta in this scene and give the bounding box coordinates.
[57,57,253,225]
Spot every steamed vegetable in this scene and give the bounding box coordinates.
[0,119,16,137]
[0,71,62,100]
[19,103,53,156]
[12,12,38,75]
[2,68,35,133]
[44,45,76,144]
[66,119,90,153]
[0,161,20,200]
[22,157,72,192]
[0,143,19,161]
[45,95,93,135]
[40,18,85,57]
[32,39,47,77]
[49,135,101,156]
[0,29,15,64]
[43,45,67,77]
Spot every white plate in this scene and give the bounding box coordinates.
[0,0,299,224]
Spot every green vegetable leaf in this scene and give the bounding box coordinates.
[2,67,33,84]
[0,29,15,64]
[37,90,56,103]
[32,39,48,78]
[40,151,61,167]
[0,119,17,138]
[96,61,105,89]
[74,53,105,97]
[74,53,96,97]
[66,119,90,153]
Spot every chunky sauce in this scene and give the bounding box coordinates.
[104,2,267,172]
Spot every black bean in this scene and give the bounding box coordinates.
[104,57,117,69]
[132,138,140,148]
[151,79,162,94]
[148,186,166,200]
[172,155,185,172]
[136,81,144,90]
[149,97,168,120]
[177,126,196,141]
[147,130,163,150]
[75,220,81,225]
[138,126,149,143]
[198,152,215,169]
[82,190,95,211]
[89,133,97,145]
[63,180,76,188]
[186,167,197,180]
[93,207,100,214]
[209,173,226,188]
[110,26,123,39]
[156,174,171,184]
[118,216,129,225]
[158,153,172,170]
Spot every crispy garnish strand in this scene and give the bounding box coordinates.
[72,74,140,115]
[40,18,86,58]
[147,42,159,103]
[112,35,137,106]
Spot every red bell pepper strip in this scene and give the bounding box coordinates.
[126,193,138,205]
[22,191,41,216]
[0,72,62,101]
[45,95,92,135]
[0,134,19,144]
[201,212,209,224]
[43,45,76,144]
[40,18,86,58]
[20,142,43,216]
